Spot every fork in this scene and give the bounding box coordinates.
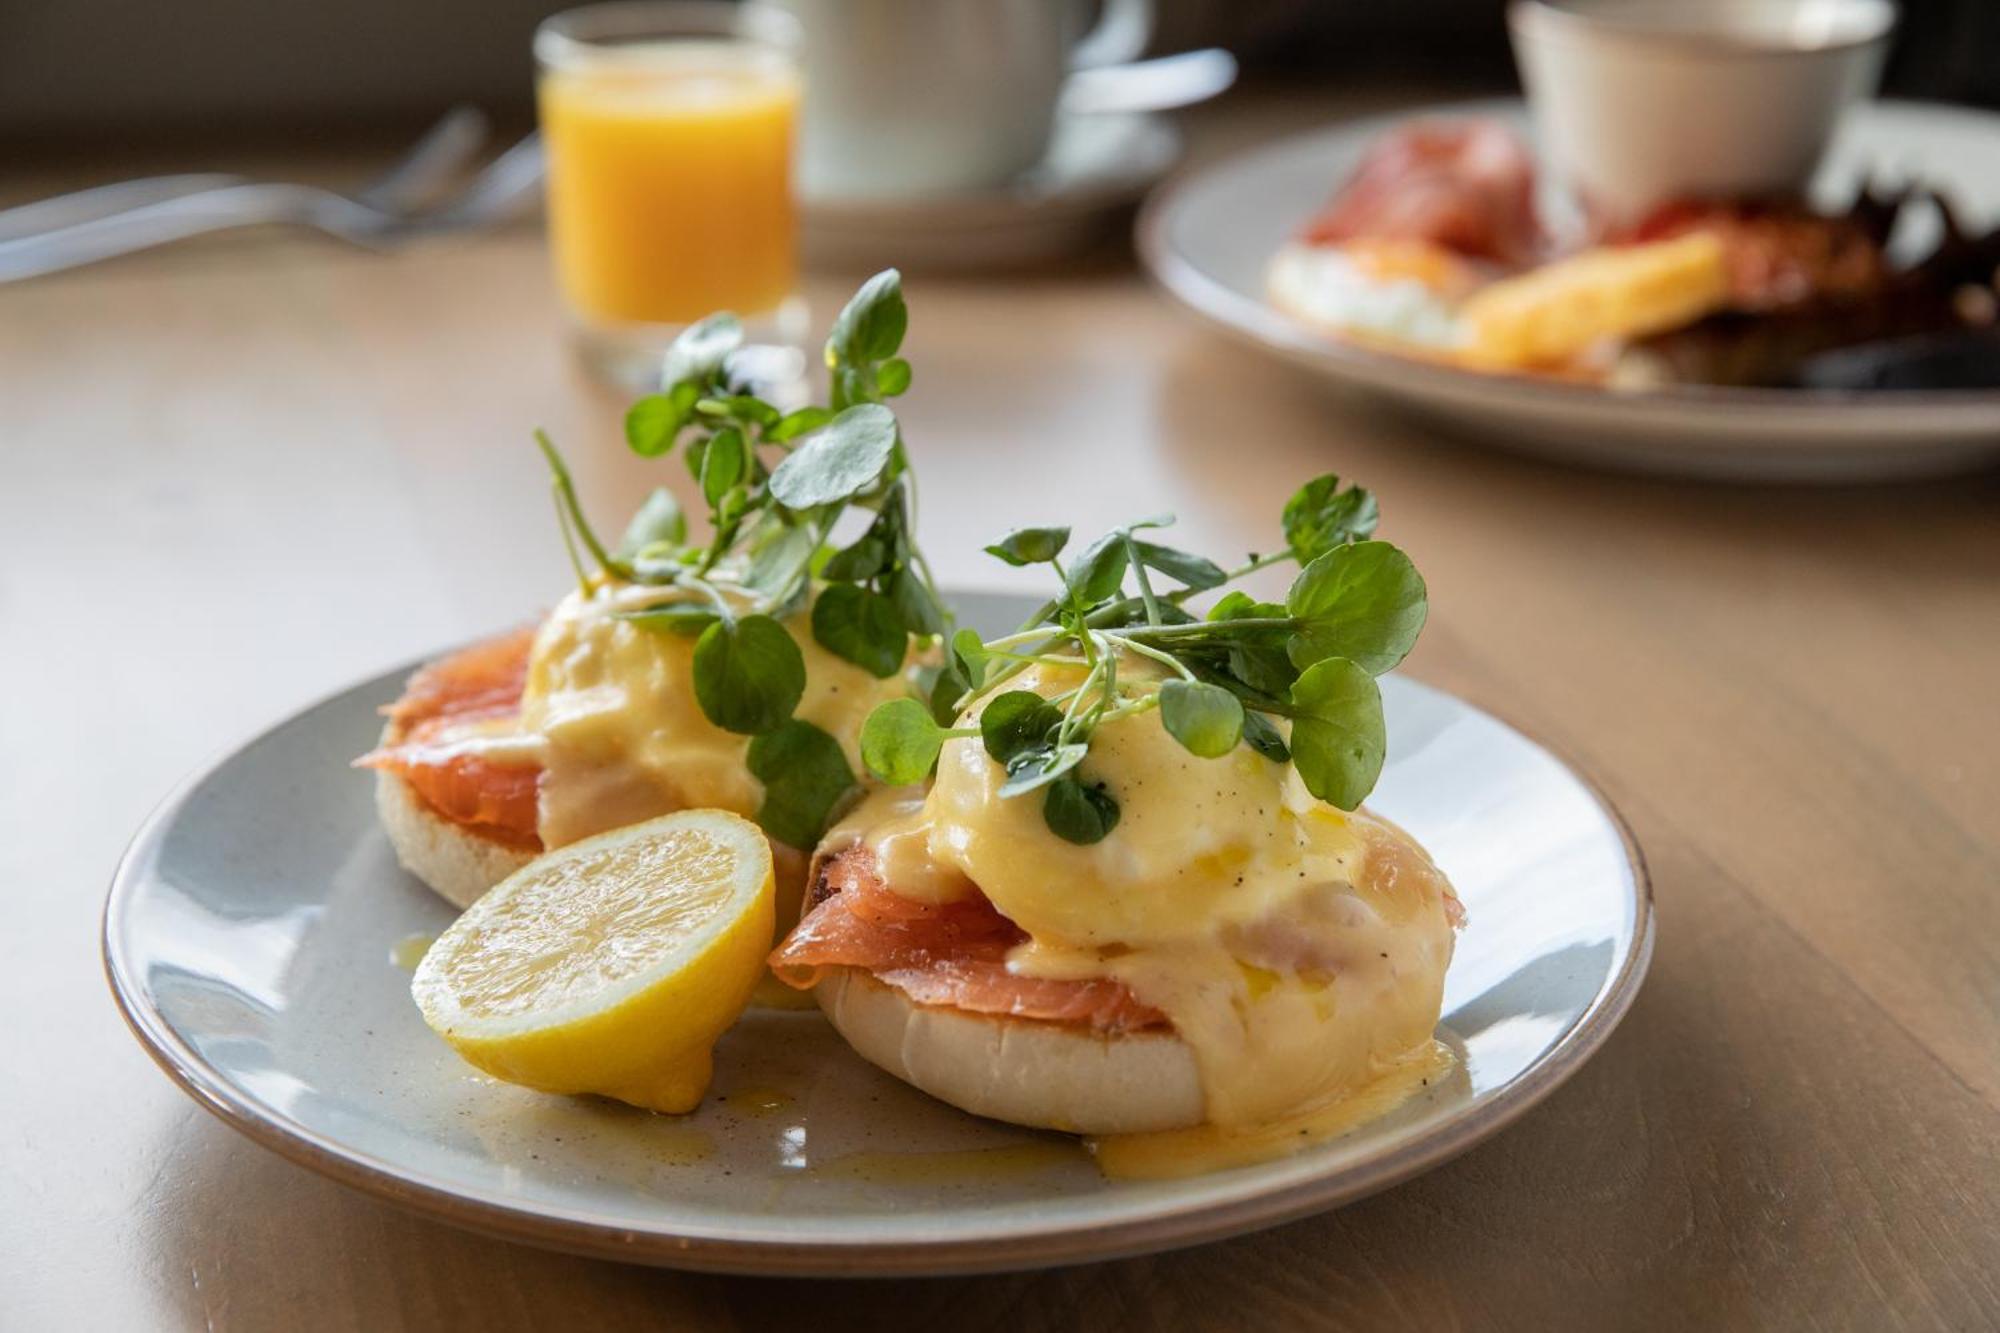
[0,106,486,244]
[0,109,524,283]
[0,173,246,242]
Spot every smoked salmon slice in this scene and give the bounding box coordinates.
[357,628,544,849]
[383,625,536,733]
[1302,119,1543,268]
[770,846,1169,1033]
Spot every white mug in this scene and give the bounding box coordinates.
[1510,0,1896,226]
[775,0,1155,200]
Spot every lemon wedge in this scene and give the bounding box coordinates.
[411,810,774,1113]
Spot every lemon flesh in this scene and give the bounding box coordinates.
[412,810,774,1112]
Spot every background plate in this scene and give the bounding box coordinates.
[1138,99,2000,482]
[805,112,1180,272]
[104,591,1651,1276]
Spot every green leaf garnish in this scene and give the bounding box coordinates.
[748,720,856,849]
[699,394,781,428]
[743,522,818,601]
[1240,710,1290,763]
[1064,532,1129,606]
[1208,590,1277,622]
[1043,775,1120,845]
[1282,474,1379,564]
[1287,657,1385,810]
[692,614,806,735]
[980,690,1063,765]
[985,526,1070,566]
[557,286,1426,853]
[950,627,989,693]
[827,269,908,369]
[927,660,969,726]
[700,425,748,508]
[999,742,1087,798]
[662,312,743,390]
[768,405,835,443]
[618,601,718,637]
[625,393,686,458]
[1131,540,1226,591]
[767,404,898,510]
[534,429,625,590]
[619,488,687,556]
[876,357,913,396]
[885,565,945,637]
[854,471,1425,839]
[812,583,908,678]
[1284,541,1428,675]
[820,536,887,583]
[1159,679,1245,758]
[861,698,946,786]
[533,271,957,849]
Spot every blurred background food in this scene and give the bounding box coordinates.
[4,0,1995,145]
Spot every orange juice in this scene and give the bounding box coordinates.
[539,42,799,326]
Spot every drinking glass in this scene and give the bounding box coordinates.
[536,2,806,390]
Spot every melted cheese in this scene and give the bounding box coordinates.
[855,656,1461,1154]
[517,582,915,850]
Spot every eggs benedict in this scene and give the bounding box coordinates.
[362,584,922,913]
[771,480,1466,1174]
[360,271,950,920]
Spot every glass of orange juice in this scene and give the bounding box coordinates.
[536,2,805,389]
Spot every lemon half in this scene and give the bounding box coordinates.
[412,809,774,1112]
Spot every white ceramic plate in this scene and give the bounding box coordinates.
[1139,99,2000,482]
[804,112,1180,271]
[104,591,1651,1276]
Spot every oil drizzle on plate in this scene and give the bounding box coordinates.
[748,974,821,1011]
[803,1141,1083,1185]
[1090,1041,1455,1180]
[648,1122,716,1166]
[389,933,436,971]
[728,1087,794,1117]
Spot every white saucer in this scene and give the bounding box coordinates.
[1138,99,2000,483]
[804,112,1181,271]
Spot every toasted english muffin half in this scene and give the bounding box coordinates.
[377,746,812,920]
[815,968,1204,1136]
[373,764,537,912]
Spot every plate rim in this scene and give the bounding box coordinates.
[101,639,1655,1277]
[1136,95,2000,422]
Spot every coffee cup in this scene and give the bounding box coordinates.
[1509,0,1896,226]
[774,0,1155,200]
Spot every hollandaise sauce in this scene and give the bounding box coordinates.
[840,658,1462,1175]
[419,581,919,930]
[519,583,911,851]
[1090,1041,1454,1180]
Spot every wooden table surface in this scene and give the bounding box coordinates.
[5,94,1997,1331]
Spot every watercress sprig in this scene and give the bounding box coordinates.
[857,475,1424,845]
[533,270,951,849]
